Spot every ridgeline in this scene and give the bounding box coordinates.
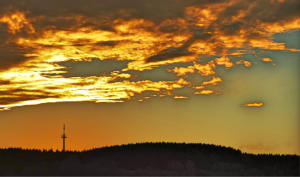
[0,142,299,175]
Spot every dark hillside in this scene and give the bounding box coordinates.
[0,142,299,175]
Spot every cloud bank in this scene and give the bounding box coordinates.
[0,0,299,110]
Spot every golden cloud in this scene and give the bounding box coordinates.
[168,60,216,77]
[215,56,234,69]
[261,58,273,62]
[0,11,35,34]
[173,96,189,99]
[201,76,223,86]
[194,90,214,95]
[241,102,264,107]
[236,60,252,68]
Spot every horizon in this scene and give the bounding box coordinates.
[0,141,299,156]
[0,0,299,156]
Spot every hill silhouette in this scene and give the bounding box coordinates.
[0,142,299,175]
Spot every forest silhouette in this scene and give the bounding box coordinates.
[0,142,299,175]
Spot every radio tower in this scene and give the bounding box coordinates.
[61,124,67,152]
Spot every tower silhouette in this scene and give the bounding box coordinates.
[61,124,67,152]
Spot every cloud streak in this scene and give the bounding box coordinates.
[241,102,264,107]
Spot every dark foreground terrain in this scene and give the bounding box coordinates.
[0,142,299,175]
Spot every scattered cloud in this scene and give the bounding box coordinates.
[215,56,234,69]
[236,60,252,68]
[173,95,189,99]
[201,76,223,86]
[167,61,216,77]
[261,58,273,62]
[241,102,264,107]
[261,57,276,66]
[194,90,214,95]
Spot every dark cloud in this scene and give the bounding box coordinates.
[0,20,34,71]
[0,0,232,40]
[57,58,130,77]
[1,0,298,34]
[146,47,194,63]
[95,41,119,47]
[0,95,46,105]
[0,43,30,71]
[0,0,299,68]
[213,0,300,35]
[0,80,10,85]
[0,89,60,105]
[0,0,221,18]
[246,0,300,23]
[146,36,197,63]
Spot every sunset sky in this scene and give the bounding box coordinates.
[0,0,299,155]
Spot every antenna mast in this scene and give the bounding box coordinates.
[61,124,67,152]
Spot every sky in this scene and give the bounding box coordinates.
[0,0,299,155]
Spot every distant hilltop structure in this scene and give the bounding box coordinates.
[61,124,67,152]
